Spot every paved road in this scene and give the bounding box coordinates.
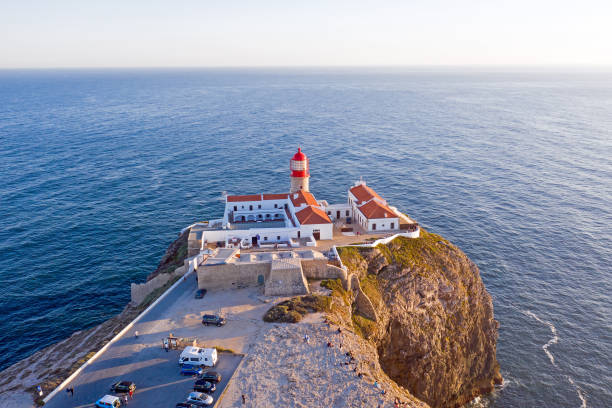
[44,276,245,408]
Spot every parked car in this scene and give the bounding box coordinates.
[181,364,204,376]
[195,289,207,299]
[176,403,198,408]
[110,380,135,393]
[186,392,214,406]
[95,395,121,408]
[201,314,226,326]
[194,379,216,393]
[198,371,222,383]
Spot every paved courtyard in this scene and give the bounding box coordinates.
[44,277,272,408]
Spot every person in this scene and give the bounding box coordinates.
[134,331,139,339]
[123,395,128,405]
[164,342,169,352]
[242,394,246,404]
[129,388,134,399]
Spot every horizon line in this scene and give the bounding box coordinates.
[1,63,612,72]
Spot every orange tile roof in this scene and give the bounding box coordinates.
[227,194,262,202]
[358,200,397,219]
[290,190,318,207]
[349,183,383,203]
[295,206,332,225]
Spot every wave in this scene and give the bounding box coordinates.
[522,310,587,408]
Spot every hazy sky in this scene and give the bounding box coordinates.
[1,0,611,68]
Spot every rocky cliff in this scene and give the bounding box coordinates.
[336,231,502,408]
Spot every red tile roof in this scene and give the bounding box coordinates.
[349,183,383,204]
[358,200,397,219]
[263,193,289,200]
[295,206,332,225]
[227,193,289,202]
[290,190,318,207]
[227,194,262,202]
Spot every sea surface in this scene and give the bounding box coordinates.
[0,68,610,407]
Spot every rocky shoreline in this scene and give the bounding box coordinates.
[0,229,501,408]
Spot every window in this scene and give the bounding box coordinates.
[391,222,394,229]
[274,204,278,208]
[258,204,261,209]
[249,205,253,211]
[327,211,331,215]
[277,236,280,240]
[372,223,376,230]
[258,214,262,219]
[266,214,271,218]
[264,236,268,241]
[233,206,237,211]
[241,205,244,209]
[346,210,349,216]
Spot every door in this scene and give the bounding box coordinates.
[251,236,257,245]
[336,210,341,219]
[313,230,321,240]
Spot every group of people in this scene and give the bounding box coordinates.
[65,385,134,405]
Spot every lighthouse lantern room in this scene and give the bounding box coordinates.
[290,147,310,193]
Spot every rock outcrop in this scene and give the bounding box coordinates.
[337,231,502,408]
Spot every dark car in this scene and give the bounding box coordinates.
[201,314,226,327]
[181,364,204,376]
[198,371,222,383]
[194,379,216,393]
[110,381,135,393]
[176,403,198,408]
[195,289,207,299]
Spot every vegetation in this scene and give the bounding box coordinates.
[321,279,350,306]
[263,295,331,323]
[337,246,366,272]
[213,346,237,354]
[377,230,448,270]
[351,313,377,340]
[359,274,383,308]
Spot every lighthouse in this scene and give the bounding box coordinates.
[290,147,310,193]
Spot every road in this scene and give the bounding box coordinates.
[43,275,269,408]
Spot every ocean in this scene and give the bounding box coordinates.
[0,68,610,407]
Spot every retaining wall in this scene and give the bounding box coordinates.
[198,263,270,290]
[350,274,378,322]
[130,253,203,305]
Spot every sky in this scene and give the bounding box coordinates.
[0,0,611,69]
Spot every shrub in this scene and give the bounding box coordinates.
[263,295,331,323]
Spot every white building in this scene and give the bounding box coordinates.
[348,182,400,232]
[194,148,414,250]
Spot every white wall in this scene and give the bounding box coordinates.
[324,203,352,221]
[201,226,299,246]
[298,223,333,240]
[367,217,400,231]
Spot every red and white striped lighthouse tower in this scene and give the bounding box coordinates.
[290,147,310,193]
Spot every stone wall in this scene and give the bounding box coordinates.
[264,258,309,296]
[197,262,270,290]
[301,259,329,279]
[131,265,186,305]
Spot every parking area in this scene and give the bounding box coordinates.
[43,276,270,408]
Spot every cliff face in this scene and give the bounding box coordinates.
[338,231,502,408]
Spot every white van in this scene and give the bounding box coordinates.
[178,346,218,367]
